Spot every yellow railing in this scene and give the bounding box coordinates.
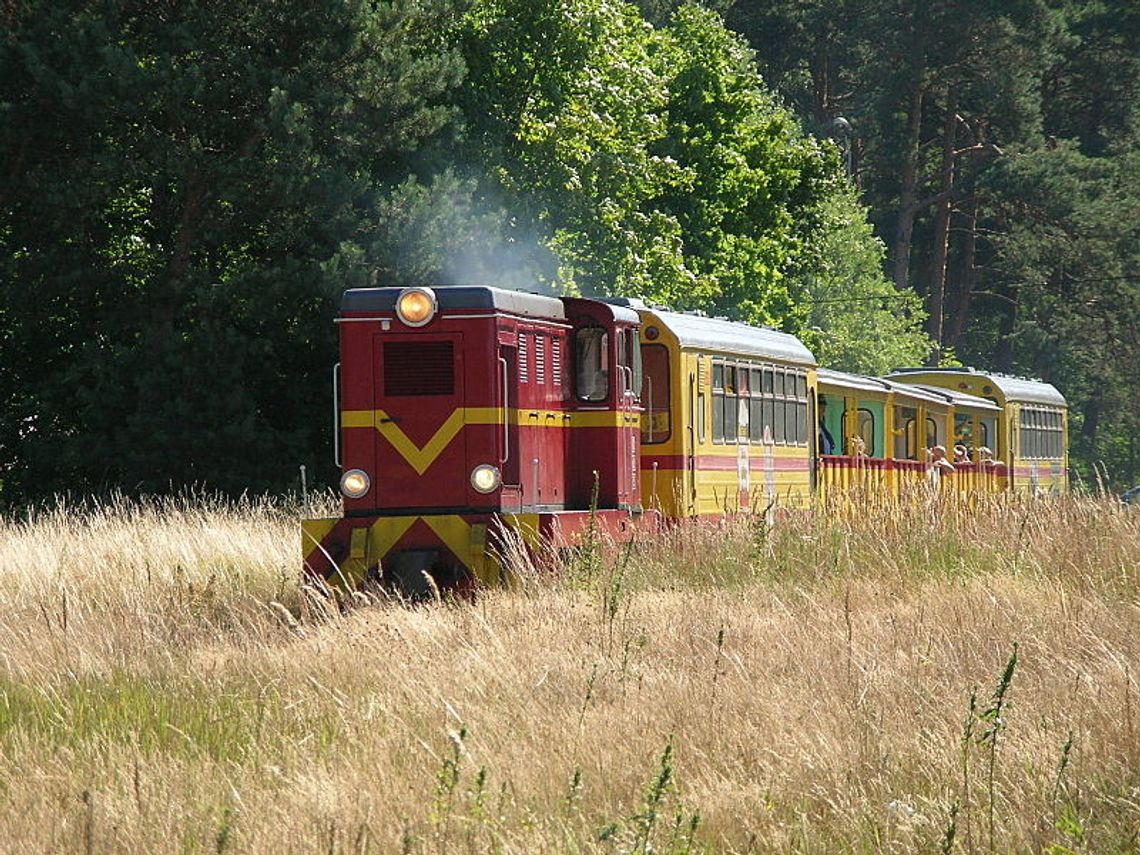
[818,456,1007,498]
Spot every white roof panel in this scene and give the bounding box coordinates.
[888,368,1066,407]
[817,368,892,395]
[642,308,816,365]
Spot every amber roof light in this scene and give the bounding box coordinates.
[396,287,437,327]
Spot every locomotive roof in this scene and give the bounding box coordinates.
[563,296,641,325]
[341,285,567,320]
[635,307,816,365]
[887,368,1066,407]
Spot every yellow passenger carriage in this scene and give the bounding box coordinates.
[816,370,1006,498]
[619,302,818,517]
[902,384,1005,493]
[888,368,1068,494]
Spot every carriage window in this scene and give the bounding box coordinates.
[954,414,973,451]
[1022,407,1039,459]
[640,344,671,444]
[926,417,939,449]
[980,417,993,451]
[793,371,808,445]
[792,398,805,444]
[749,367,763,443]
[760,368,775,443]
[712,363,725,442]
[1042,409,1060,459]
[895,406,917,459]
[575,327,608,402]
[630,333,643,397]
[724,364,739,442]
[773,369,786,444]
[852,409,874,455]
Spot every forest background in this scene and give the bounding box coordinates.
[1,0,1137,505]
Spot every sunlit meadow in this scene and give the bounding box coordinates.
[0,491,1137,853]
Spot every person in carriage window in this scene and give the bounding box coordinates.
[819,397,836,455]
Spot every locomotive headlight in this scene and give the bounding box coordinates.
[395,287,437,327]
[470,464,502,494]
[339,468,371,499]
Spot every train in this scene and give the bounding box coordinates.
[301,285,1068,594]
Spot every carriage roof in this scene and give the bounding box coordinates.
[630,306,816,365]
[887,368,1066,407]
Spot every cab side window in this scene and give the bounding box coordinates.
[575,327,609,402]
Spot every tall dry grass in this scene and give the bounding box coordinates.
[0,491,1137,853]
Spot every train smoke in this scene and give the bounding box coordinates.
[366,170,562,297]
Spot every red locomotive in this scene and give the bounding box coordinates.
[301,285,649,595]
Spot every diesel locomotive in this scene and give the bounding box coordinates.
[301,285,1068,593]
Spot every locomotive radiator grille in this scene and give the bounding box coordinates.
[384,341,454,396]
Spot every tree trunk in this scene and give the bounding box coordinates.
[1081,389,1102,445]
[925,95,958,363]
[893,82,925,292]
[942,193,977,350]
[994,287,1017,373]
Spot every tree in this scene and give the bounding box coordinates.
[456,0,691,297]
[456,0,923,357]
[978,136,1140,483]
[0,0,467,502]
[725,0,1061,357]
[790,186,928,374]
[649,4,823,324]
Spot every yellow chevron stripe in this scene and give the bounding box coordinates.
[368,516,419,563]
[341,407,627,474]
[301,517,339,563]
[341,407,498,475]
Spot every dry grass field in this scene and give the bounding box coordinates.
[0,491,1138,853]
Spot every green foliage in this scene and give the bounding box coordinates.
[456,0,911,352]
[726,0,1140,484]
[980,135,1140,483]
[791,187,930,373]
[9,0,1127,501]
[0,0,467,501]
[457,0,688,296]
[649,5,819,323]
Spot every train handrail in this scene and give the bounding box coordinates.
[332,362,341,468]
[497,355,510,469]
[645,375,654,442]
[498,355,510,467]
